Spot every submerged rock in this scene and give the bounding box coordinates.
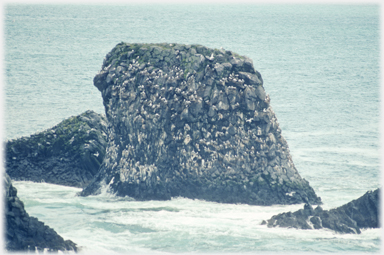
[81,42,321,205]
[263,188,380,234]
[6,110,108,188]
[4,173,78,252]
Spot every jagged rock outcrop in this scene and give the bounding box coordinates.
[6,110,108,188]
[262,189,380,234]
[4,173,78,252]
[81,42,321,205]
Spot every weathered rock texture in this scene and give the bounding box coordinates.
[81,42,321,205]
[4,173,78,252]
[263,189,380,234]
[6,110,107,188]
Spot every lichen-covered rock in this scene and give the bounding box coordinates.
[80,42,321,205]
[4,173,78,252]
[6,110,108,188]
[263,189,380,234]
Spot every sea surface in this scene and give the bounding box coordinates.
[4,4,382,254]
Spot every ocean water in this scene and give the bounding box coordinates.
[4,4,381,253]
[12,180,381,253]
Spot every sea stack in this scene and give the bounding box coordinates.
[81,43,321,205]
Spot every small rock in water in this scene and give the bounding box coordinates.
[264,189,380,234]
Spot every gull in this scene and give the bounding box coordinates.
[206,53,214,61]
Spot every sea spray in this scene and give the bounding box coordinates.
[13,181,381,253]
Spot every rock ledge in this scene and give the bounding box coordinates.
[5,173,78,252]
[6,110,108,188]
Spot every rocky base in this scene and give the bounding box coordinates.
[4,173,78,252]
[262,188,380,234]
[80,42,321,206]
[6,110,108,188]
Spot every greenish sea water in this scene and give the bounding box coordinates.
[5,4,381,253]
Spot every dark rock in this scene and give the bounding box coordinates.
[238,71,263,86]
[264,188,380,234]
[80,43,321,206]
[255,84,266,101]
[6,110,108,188]
[4,173,78,252]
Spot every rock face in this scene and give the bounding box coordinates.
[263,189,380,234]
[6,110,108,188]
[81,42,321,205]
[4,173,78,252]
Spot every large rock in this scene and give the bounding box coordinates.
[80,43,321,205]
[263,189,380,234]
[6,110,108,188]
[4,173,78,252]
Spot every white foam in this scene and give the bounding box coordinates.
[9,181,381,253]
